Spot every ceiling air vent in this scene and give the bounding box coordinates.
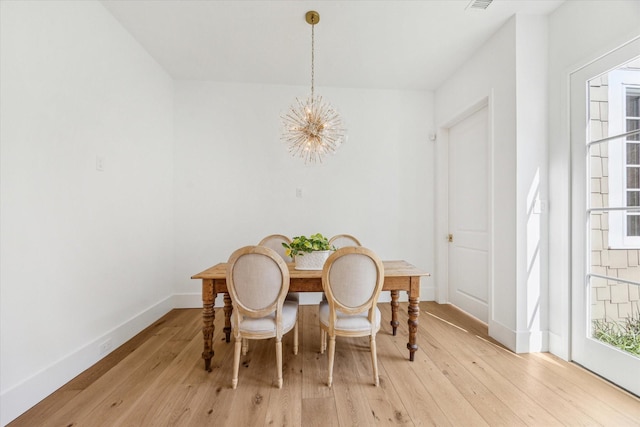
[466,0,493,10]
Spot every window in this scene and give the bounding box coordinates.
[607,68,640,249]
[626,87,640,236]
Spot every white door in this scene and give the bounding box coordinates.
[570,39,640,396]
[448,104,490,322]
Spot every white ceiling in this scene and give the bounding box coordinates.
[100,0,564,91]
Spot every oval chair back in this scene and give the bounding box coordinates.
[258,234,293,263]
[328,234,362,249]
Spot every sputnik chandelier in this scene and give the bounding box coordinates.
[281,11,346,164]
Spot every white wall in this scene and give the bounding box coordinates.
[173,81,435,306]
[435,14,550,353]
[547,0,640,359]
[0,1,174,424]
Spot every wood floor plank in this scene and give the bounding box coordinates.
[345,330,414,425]
[301,397,340,427]
[422,309,564,426]
[8,310,194,427]
[300,304,333,400]
[112,344,209,425]
[264,312,304,427]
[376,304,460,426]
[110,308,228,426]
[8,303,640,427]
[514,352,640,426]
[363,362,414,425]
[380,303,492,426]
[38,325,184,427]
[527,352,640,419]
[221,338,275,426]
[422,303,640,426]
[330,337,380,426]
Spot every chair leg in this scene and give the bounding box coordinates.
[242,338,248,355]
[232,337,242,389]
[327,335,336,387]
[276,339,283,389]
[293,320,299,355]
[370,335,379,387]
[320,328,326,354]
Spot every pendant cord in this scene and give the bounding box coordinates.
[311,22,315,99]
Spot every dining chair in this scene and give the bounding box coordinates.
[328,234,362,248]
[226,245,299,389]
[258,234,299,302]
[258,234,293,262]
[319,246,385,387]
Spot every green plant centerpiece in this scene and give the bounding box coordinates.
[283,233,336,270]
[282,233,334,257]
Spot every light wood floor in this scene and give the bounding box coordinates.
[9,302,640,426]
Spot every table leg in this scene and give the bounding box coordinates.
[406,277,420,361]
[201,280,215,371]
[390,290,400,336]
[223,293,232,343]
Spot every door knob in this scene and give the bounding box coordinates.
[448,234,453,243]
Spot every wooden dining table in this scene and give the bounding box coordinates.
[191,260,429,371]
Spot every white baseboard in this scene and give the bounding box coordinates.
[0,296,173,427]
[488,319,517,352]
[488,319,550,354]
[548,330,570,360]
[521,330,549,353]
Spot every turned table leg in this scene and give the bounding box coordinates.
[406,277,420,361]
[201,280,215,371]
[223,293,232,343]
[390,290,400,336]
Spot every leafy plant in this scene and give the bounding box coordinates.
[592,312,640,357]
[282,233,335,258]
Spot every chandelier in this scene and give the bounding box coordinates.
[281,11,346,164]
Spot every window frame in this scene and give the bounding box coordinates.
[607,69,640,249]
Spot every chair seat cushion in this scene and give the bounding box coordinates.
[233,300,298,334]
[319,301,381,332]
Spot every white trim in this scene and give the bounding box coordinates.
[488,319,516,352]
[434,125,450,304]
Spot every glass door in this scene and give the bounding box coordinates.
[571,40,640,396]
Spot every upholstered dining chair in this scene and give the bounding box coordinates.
[258,234,293,262]
[226,245,299,389]
[319,246,385,387]
[258,234,299,302]
[328,234,362,248]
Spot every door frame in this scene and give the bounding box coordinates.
[435,94,494,321]
[569,37,640,395]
